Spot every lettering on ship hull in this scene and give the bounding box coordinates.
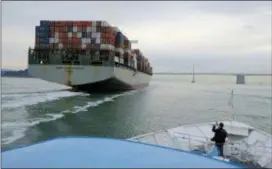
[56,66,84,70]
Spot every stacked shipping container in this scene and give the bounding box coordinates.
[35,20,152,75]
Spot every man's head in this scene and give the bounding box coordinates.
[219,122,224,128]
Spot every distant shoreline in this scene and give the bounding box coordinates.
[1,75,33,78]
[154,73,272,76]
[2,69,271,77]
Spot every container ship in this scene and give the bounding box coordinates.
[28,20,153,93]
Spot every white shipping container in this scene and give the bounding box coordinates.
[133,55,137,61]
[110,45,115,50]
[54,38,59,43]
[77,32,82,38]
[58,43,63,49]
[120,58,124,64]
[81,43,87,49]
[115,48,124,54]
[92,27,96,32]
[49,38,55,44]
[86,38,91,44]
[91,32,96,38]
[114,56,120,63]
[100,44,108,50]
[110,45,114,51]
[134,59,138,69]
[54,32,59,38]
[68,32,73,38]
[92,21,97,27]
[96,32,101,38]
[95,38,100,44]
[125,49,132,55]
[133,53,137,59]
[86,26,92,32]
[73,26,78,32]
[81,38,87,44]
[100,44,115,50]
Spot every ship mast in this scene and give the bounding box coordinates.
[228,89,235,121]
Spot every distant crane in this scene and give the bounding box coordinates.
[191,64,195,83]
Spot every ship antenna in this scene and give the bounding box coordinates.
[228,89,235,122]
[191,64,195,83]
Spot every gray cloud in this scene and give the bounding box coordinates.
[2,1,271,73]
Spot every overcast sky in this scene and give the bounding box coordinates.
[2,1,272,73]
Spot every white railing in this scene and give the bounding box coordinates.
[130,131,271,168]
[172,132,271,167]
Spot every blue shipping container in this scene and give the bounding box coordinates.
[38,26,50,32]
[38,32,50,38]
[115,32,124,44]
[39,38,50,44]
[82,32,87,38]
[87,32,92,38]
[91,38,96,44]
[68,25,73,32]
[39,44,50,49]
[40,20,51,27]
[96,44,100,50]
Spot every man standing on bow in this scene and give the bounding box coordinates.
[211,122,228,157]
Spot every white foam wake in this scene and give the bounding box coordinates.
[1,90,138,145]
[1,91,89,109]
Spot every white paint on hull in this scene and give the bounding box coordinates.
[28,65,114,85]
[28,65,152,86]
[114,67,152,86]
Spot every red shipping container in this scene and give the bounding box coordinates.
[101,39,106,44]
[72,39,81,44]
[59,33,68,39]
[65,41,73,48]
[58,26,68,33]
[77,26,82,32]
[72,33,77,39]
[72,22,81,27]
[81,26,87,32]
[54,27,60,32]
[65,21,73,26]
[82,21,92,27]
[86,44,92,50]
[50,27,55,33]
[101,33,106,39]
[54,21,67,27]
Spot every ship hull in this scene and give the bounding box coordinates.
[28,64,152,93]
[73,77,149,93]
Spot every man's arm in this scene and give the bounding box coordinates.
[212,125,220,132]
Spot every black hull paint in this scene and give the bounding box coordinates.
[72,77,148,93]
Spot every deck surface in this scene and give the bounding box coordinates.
[2,137,244,168]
